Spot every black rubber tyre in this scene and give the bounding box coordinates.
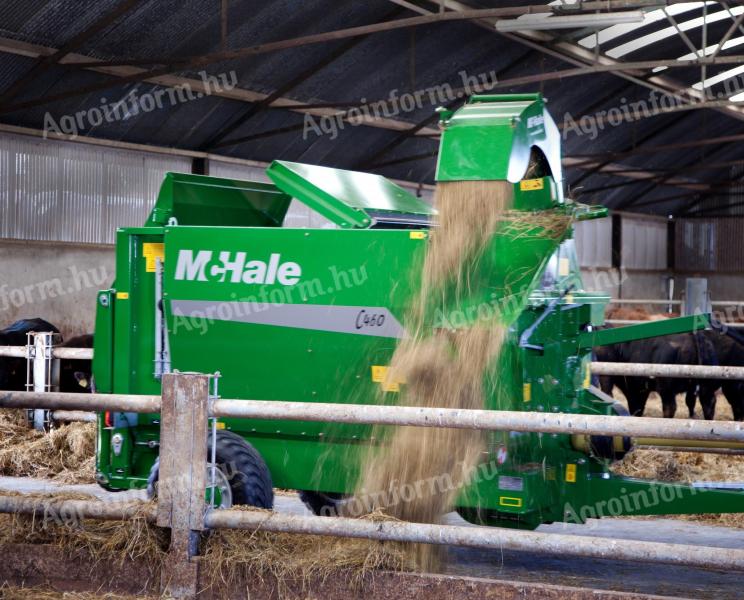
[298,490,344,516]
[147,430,273,508]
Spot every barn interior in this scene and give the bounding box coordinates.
[0,2,744,599]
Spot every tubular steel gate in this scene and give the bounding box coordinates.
[1,337,744,598]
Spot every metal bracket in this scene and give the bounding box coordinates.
[25,331,61,431]
[154,257,171,379]
[208,371,221,510]
[519,285,575,352]
[583,313,712,348]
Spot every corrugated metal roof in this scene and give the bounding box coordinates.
[0,0,743,216]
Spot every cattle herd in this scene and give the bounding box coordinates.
[596,325,744,422]
[0,318,93,395]
[0,314,742,422]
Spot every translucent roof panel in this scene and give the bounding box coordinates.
[577,2,714,49]
[606,5,744,59]
[693,65,744,91]
[653,35,744,72]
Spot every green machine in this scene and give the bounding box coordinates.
[93,94,744,528]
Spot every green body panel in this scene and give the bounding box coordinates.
[92,290,114,393]
[581,314,711,347]
[574,204,609,221]
[267,160,435,229]
[164,225,424,494]
[147,172,291,227]
[580,477,744,521]
[93,93,744,526]
[436,95,563,200]
[513,177,556,210]
[434,210,567,328]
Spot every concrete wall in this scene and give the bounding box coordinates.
[581,267,744,318]
[581,267,744,302]
[0,242,742,340]
[674,272,744,302]
[580,268,671,300]
[0,239,115,339]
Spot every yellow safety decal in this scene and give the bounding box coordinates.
[565,464,577,483]
[215,422,226,430]
[583,363,591,389]
[409,231,426,240]
[522,382,531,403]
[558,257,570,277]
[371,365,388,383]
[371,365,401,392]
[116,292,129,300]
[520,178,544,191]
[499,496,523,508]
[143,242,165,273]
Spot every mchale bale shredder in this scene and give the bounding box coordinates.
[93,94,744,529]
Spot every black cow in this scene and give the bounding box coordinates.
[58,334,94,393]
[682,332,718,420]
[0,318,60,391]
[697,331,744,421]
[595,332,715,419]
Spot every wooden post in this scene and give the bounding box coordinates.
[157,371,210,599]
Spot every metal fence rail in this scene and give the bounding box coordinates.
[2,373,744,598]
[2,389,743,442]
[205,509,744,571]
[592,361,744,380]
[50,410,99,423]
[0,390,159,413]
[609,299,744,307]
[0,346,27,358]
[0,494,155,522]
[606,318,744,328]
[0,334,95,427]
[212,397,744,442]
[52,347,93,360]
[609,299,681,306]
[0,344,93,360]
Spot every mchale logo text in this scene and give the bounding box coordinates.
[174,250,302,286]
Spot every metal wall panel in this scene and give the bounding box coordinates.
[573,217,612,268]
[676,217,744,273]
[714,218,744,271]
[0,133,190,244]
[677,219,716,271]
[621,214,667,270]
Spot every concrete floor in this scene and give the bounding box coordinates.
[1,477,742,599]
[274,494,744,599]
